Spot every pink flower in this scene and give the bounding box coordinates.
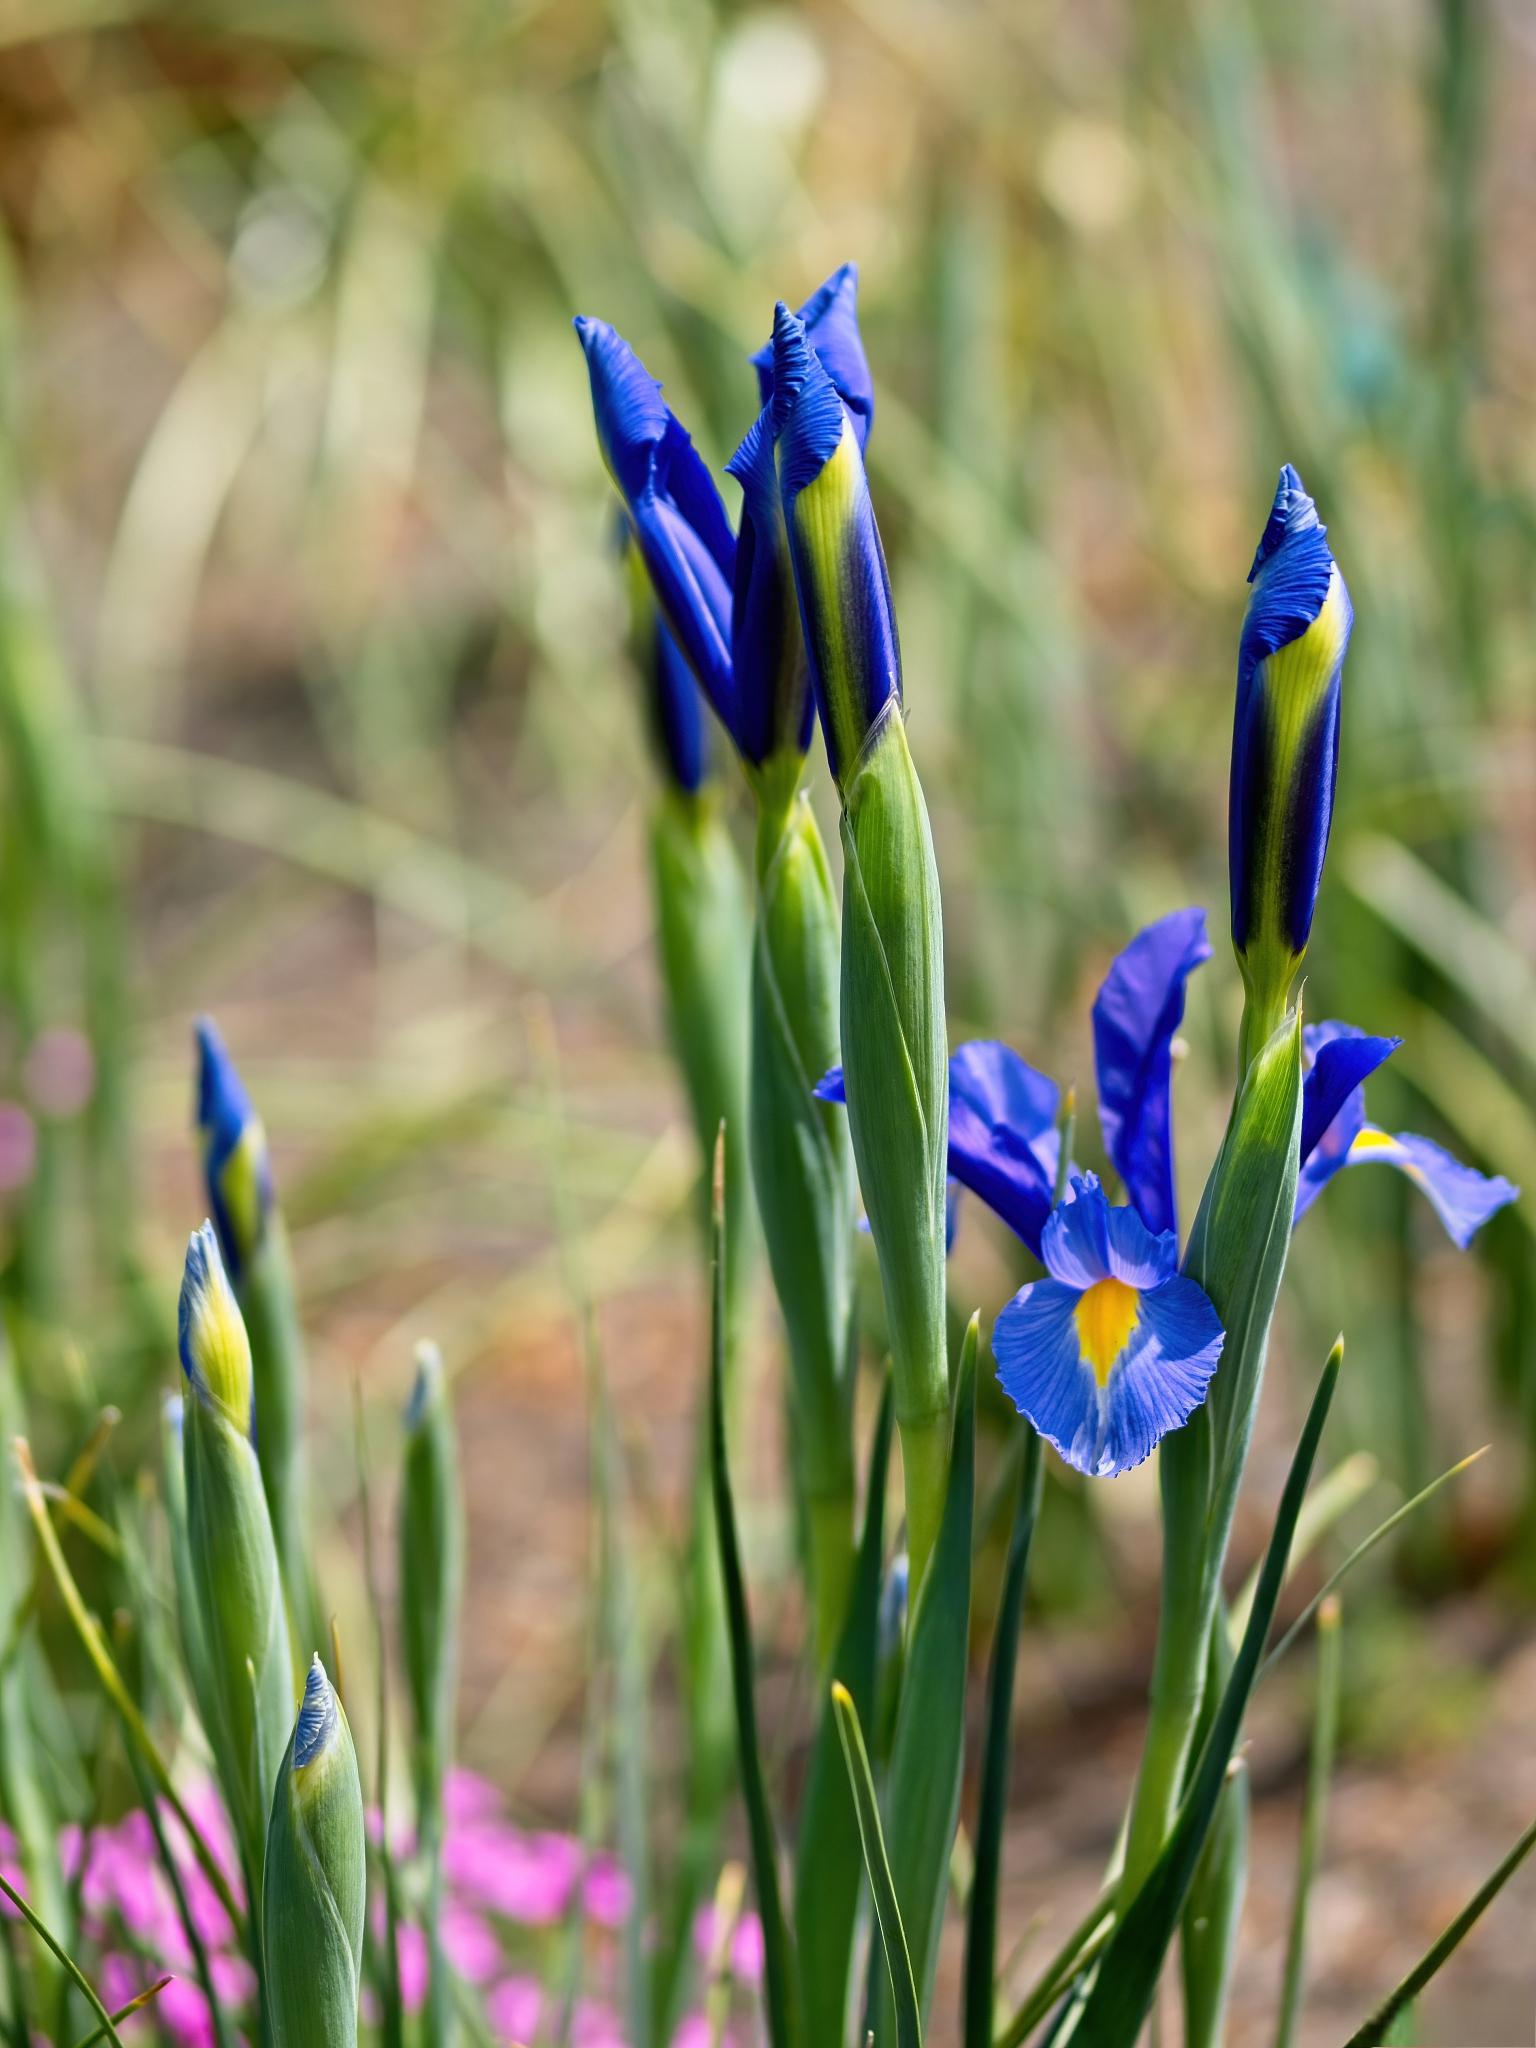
[582,1855,632,1930]
[442,1901,502,1984]
[444,1825,581,1925]
[486,1973,542,2042]
[692,1904,764,1985]
[445,1768,503,1829]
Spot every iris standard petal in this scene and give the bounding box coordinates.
[1040,1174,1176,1292]
[992,1279,1104,1476]
[1298,1020,1399,1166]
[725,408,813,764]
[1229,464,1352,1010]
[770,303,901,787]
[752,262,873,452]
[574,317,737,726]
[1091,907,1211,1236]
[946,1040,1060,1256]
[1099,1275,1225,1476]
[624,533,709,793]
[1344,1127,1518,1248]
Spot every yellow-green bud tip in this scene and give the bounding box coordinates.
[404,1340,444,1434]
[177,1221,253,1429]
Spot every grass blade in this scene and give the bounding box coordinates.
[12,1440,243,1933]
[1225,1452,1376,1648]
[70,1977,172,2048]
[795,1382,894,2046]
[1341,1807,1536,2048]
[831,1682,922,2048]
[1072,1337,1343,2044]
[1260,1447,1486,1680]
[707,1128,800,2048]
[1274,1596,1343,2048]
[0,1870,126,2048]
[964,1423,1043,2048]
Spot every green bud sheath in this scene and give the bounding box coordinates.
[749,759,858,1662]
[180,1228,295,1906]
[837,711,949,1587]
[648,785,754,1349]
[237,1220,316,1648]
[399,1342,465,1831]
[264,1658,366,2048]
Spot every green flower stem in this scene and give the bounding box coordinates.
[749,756,857,1665]
[236,1222,317,1652]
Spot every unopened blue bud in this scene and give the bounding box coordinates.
[770,302,901,788]
[1229,465,1352,1042]
[196,1017,273,1284]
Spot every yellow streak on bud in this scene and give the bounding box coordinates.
[1073,1276,1141,1387]
[217,1120,268,1268]
[188,1250,253,1424]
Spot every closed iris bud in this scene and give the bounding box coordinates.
[398,1341,465,1831]
[178,1222,294,1904]
[263,1657,365,2048]
[730,265,875,785]
[770,301,900,790]
[623,530,710,795]
[770,304,949,1591]
[1229,466,1353,1054]
[195,1018,312,1637]
[574,315,738,733]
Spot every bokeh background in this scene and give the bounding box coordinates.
[1,0,1535,2040]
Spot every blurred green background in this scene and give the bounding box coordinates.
[0,0,1533,2036]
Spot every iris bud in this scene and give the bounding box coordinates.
[178,1222,294,1904]
[574,316,737,731]
[398,1341,465,1831]
[623,531,709,794]
[771,302,900,789]
[1228,466,1352,1052]
[263,1657,366,2048]
[195,1018,313,1643]
[770,303,948,1588]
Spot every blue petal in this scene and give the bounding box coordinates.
[574,317,737,726]
[769,302,851,493]
[651,617,709,791]
[813,1063,845,1103]
[725,407,813,763]
[1039,1173,1177,1292]
[1091,907,1211,1236]
[992,1280,1103,1475]
[1099,1275,1225,1476]
[292,1655,338,1769]
[1344,1127,1518,1249]
[946,1040,1059,1257]
[992,1266,1223,1478]
[195,1016,272,1281]
[1299,1020,1399,1166]
[753,262,874,453]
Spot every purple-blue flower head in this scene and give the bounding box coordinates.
[574,316,737,733]
[195,1016,273,1284]
[622,530,709,793]
[1295,1021,1517,1246]
[770,301,901,788]
[724,408,814,767]
[752,263,874,454]
[1229,465,1352,1030]
[993,1174,1225,1477]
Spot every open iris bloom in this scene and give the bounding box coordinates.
[820,902,1517,1476]
[1295,1021,1516,1244]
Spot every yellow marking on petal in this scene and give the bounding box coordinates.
[187,1257,254,1424]
[1074,1276,1141,1388]
[217,1120,269,1271]
[1348,1127,1424,1184]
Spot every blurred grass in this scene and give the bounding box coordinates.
[0,0,1531,1672]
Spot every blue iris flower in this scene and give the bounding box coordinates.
[1295,1022,1517,1246]
[751,262,874,453]
[195,1016,273,1284]
[573,316,737,733]
[993,1173,1225,1478]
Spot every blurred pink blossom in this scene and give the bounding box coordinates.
[24,1030,94,1117]
[486,1972,542,2042]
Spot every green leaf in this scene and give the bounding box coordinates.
[794,1383,893,2047]
[963,1423,1043,2048]
[707,1131,801,2048]
[832,1682,922,2048]
[1341,1808,1536,2048]
[868,1316,977,2039]
[1074,1337,1342,2046]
